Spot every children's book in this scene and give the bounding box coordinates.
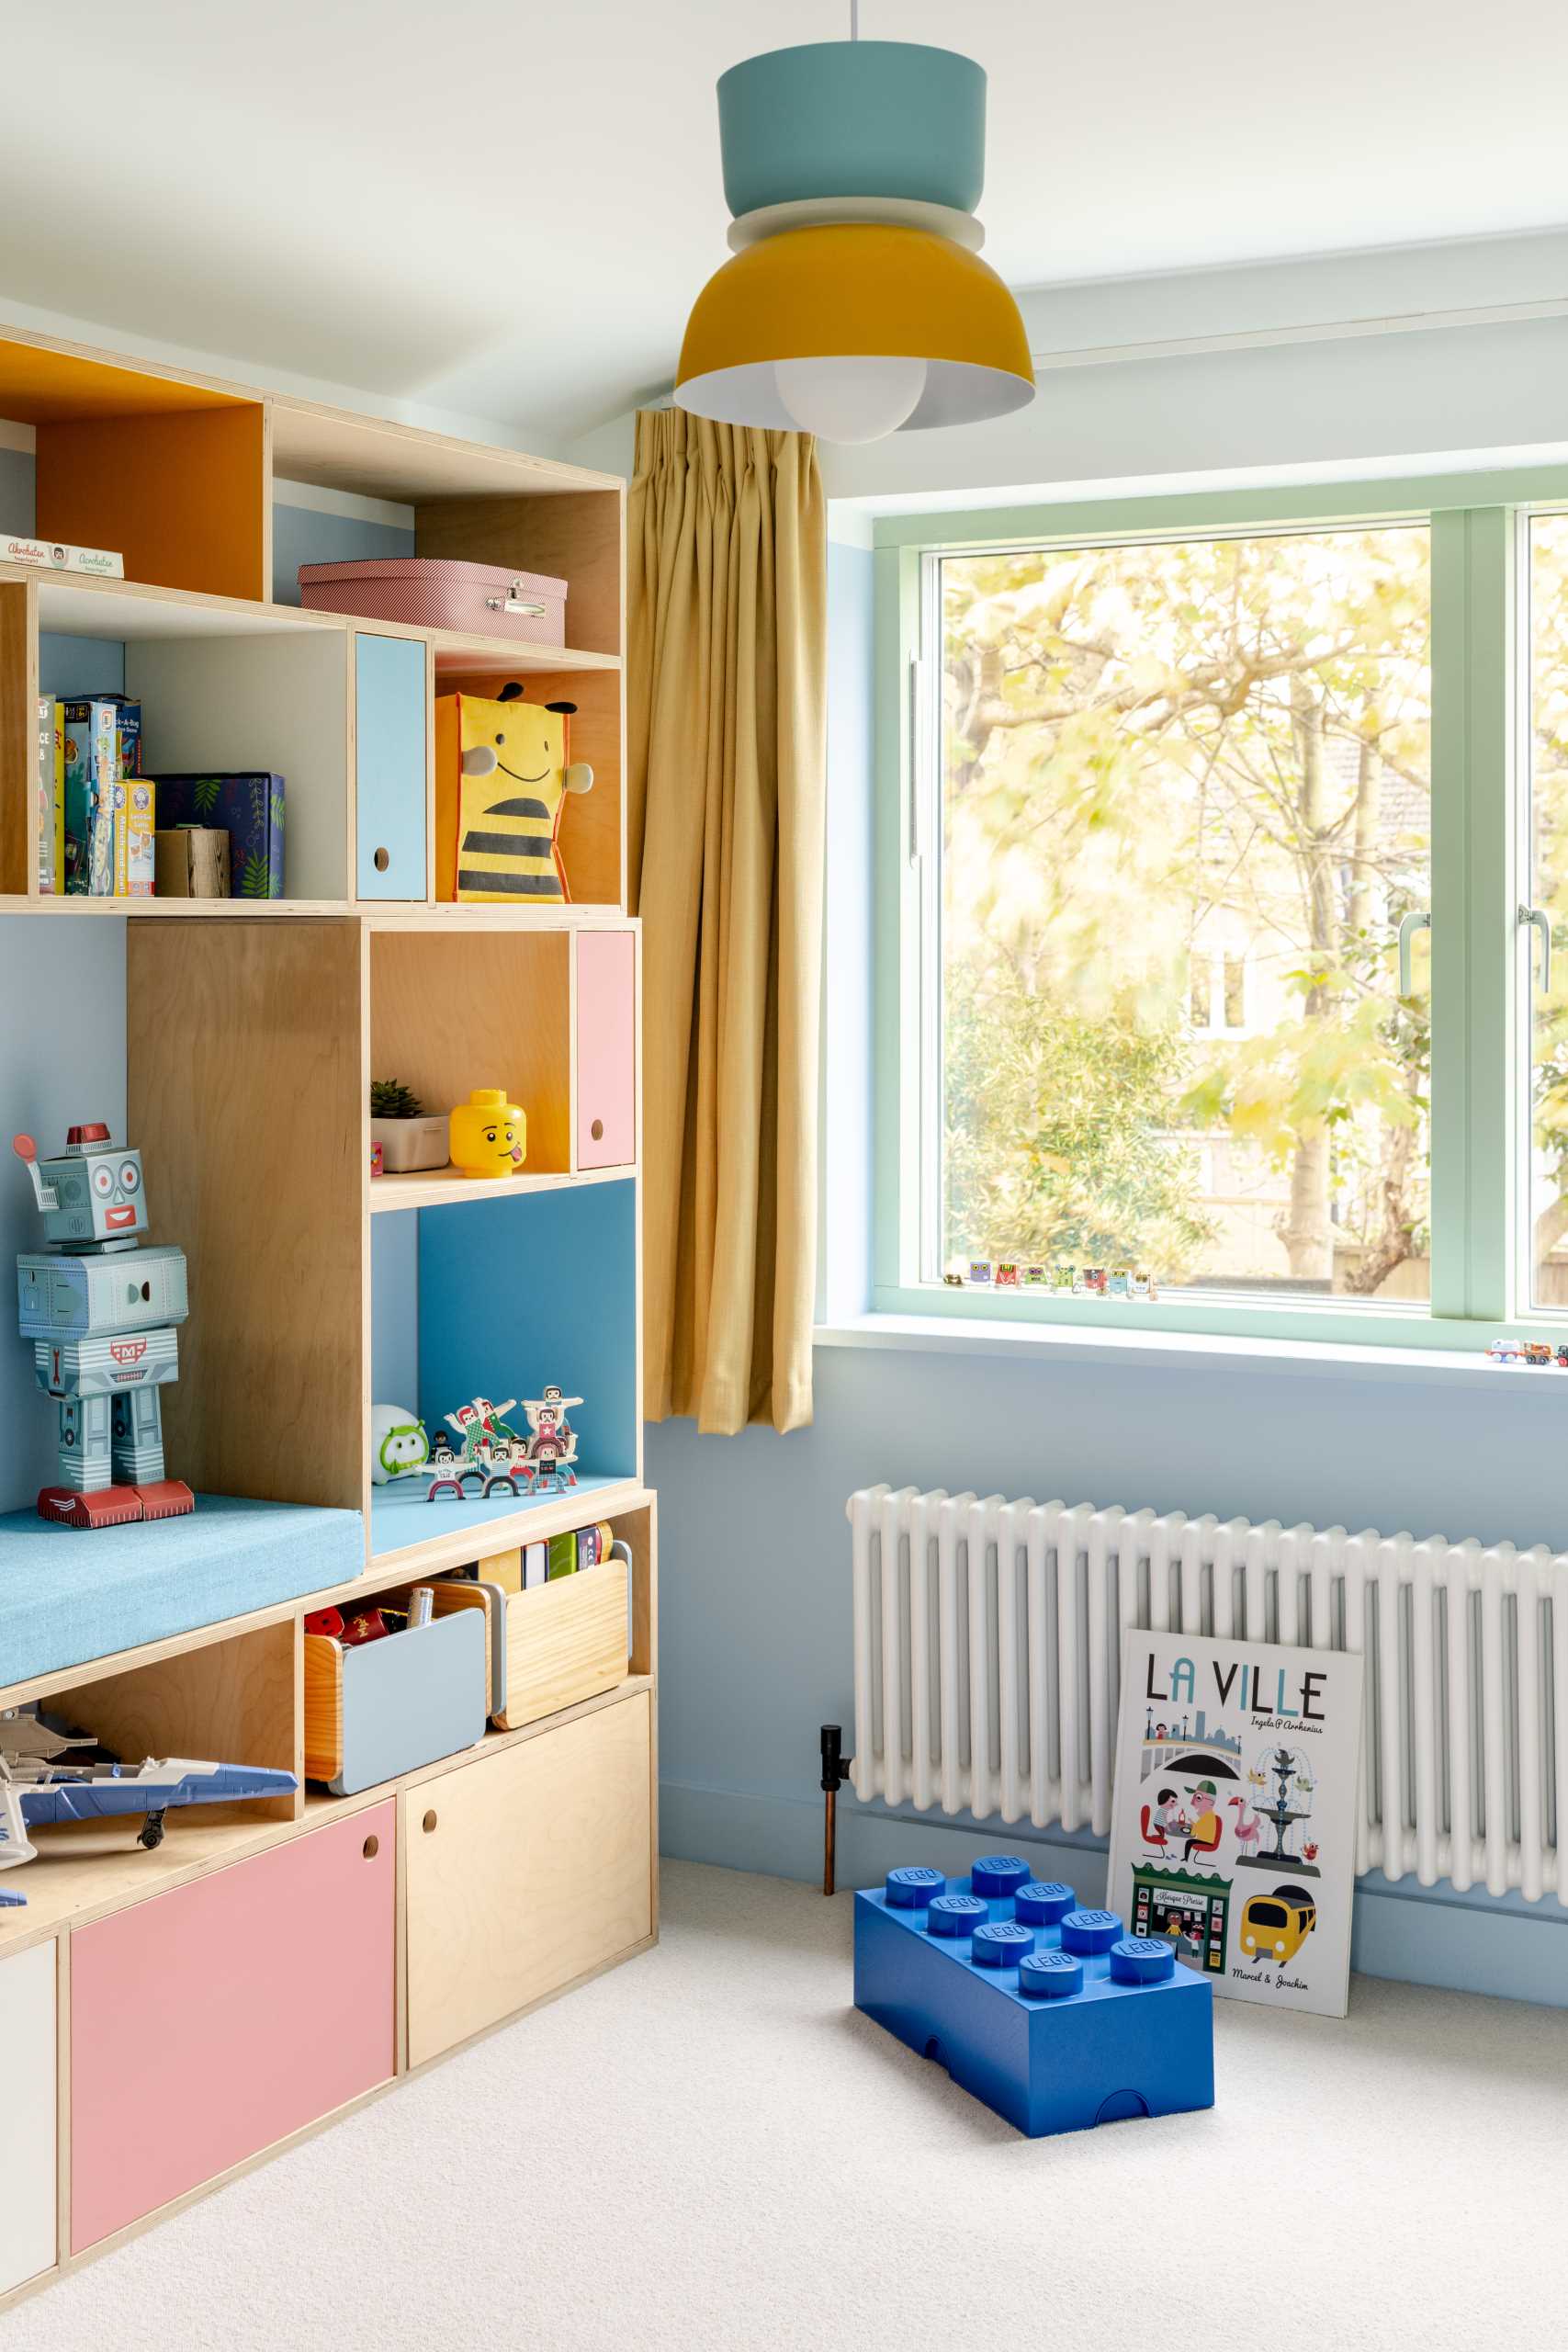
[62,698,118,896]
[1106,1626,1364,2018]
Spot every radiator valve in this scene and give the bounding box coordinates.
[820,1724,852,1896]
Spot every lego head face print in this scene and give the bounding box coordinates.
[1106,1628,1363,2018]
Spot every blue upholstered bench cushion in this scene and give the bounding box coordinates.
[0,1495,365,1687]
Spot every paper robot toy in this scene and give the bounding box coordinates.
[12,1121,195,1527]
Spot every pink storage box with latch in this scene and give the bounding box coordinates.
[297,557,567,647]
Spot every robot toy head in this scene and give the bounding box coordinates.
[13,1126,149,1253]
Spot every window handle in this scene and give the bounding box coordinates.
[1520,903,1552,994]
[1397,910,1431,997]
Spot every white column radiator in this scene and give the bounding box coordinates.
[847,1485,1568,1902]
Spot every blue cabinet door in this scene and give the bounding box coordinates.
[355,633,427,899]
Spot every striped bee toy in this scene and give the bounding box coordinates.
[434,681,594,902]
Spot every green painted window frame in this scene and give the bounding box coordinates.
[872,466,1568,1352]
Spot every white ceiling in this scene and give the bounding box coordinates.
[4,0,1568,447]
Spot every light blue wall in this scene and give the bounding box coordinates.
[648,526,1568,2009]
[0,914,127,1513]
[271,500,415,606]
[648,1341,1568,2003]
[39,633,125,696]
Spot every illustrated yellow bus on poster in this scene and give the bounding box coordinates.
[1106,1630,1365,2018]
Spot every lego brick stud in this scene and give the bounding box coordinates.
[1110,1936,1177,1985]
[926,1892,988,1938]
[969,1854,1031,1898]
[971,1919,1036,1968]
[1014,1880,1076,1926]
[1019,1950,1084,1999]
[1060,1907,1122,1956]
[885,1865,946,1909]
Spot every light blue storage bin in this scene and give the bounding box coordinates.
[311,1609,486,1796]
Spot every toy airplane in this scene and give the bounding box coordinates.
[0,1704,298,1906]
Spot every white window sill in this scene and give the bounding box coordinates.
[812,1311,1544,1392]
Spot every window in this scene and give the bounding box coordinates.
[935,525,1430,1304]
[878,478,1568,1348]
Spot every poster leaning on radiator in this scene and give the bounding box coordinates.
[1105,1629,1365,2019]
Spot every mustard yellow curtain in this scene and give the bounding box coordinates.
[628,409,827,1434]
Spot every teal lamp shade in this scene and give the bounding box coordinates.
[716,40,987,218]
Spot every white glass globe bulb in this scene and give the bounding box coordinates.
[773,355,928,443]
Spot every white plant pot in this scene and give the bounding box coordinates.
[371,1114,450,1173]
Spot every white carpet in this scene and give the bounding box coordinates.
[9,1860,1565,2351]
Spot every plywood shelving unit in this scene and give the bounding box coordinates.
[0,320,651,2311]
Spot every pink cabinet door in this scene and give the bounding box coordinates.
[71,1803,395,2252]
[576,930,636,1169]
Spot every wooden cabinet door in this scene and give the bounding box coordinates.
[70,1804,395,2252]
[575,929,636,1168]
[355,632,427,899]
[0,1940,57,2296]
[405,1690,651,2068]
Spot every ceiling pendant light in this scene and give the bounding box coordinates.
[674,14,1035,444]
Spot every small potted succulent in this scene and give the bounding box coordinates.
[369,1080,450,1174]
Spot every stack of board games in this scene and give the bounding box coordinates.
[55,695,152,897]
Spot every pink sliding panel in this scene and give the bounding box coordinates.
[576,930,636,1169]
[71,1803,395,2252]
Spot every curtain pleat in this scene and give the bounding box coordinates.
[627,409,827,1433]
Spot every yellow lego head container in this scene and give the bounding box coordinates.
[449,1089,526,1181]
[434,683,593,904]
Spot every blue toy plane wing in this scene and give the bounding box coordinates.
[18,1760,297,1829]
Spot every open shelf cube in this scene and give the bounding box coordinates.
[4,568,352,907]
[0,333,266,605]
[369,1179,639,1566]
[268,398,623,662]
[370,924,573,1175]
[435,658,624,911]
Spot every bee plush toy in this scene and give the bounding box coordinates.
[434,680,593,902]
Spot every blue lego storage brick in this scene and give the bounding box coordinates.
[854,1856,1214,2139]
[0,1495,365,1684]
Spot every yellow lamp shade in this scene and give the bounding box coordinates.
[675,222,1034,436]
